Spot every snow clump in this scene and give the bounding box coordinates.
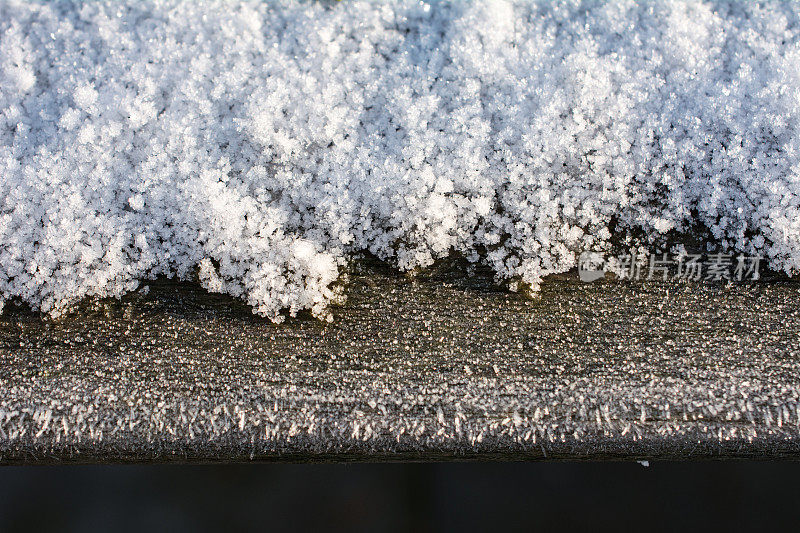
[1,0,800,321]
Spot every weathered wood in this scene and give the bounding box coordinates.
[1,258,799,463]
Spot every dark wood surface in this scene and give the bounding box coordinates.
[1,258,799,463]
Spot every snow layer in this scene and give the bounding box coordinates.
[1,0,800,321]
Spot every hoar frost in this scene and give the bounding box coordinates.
[1,0,800,321]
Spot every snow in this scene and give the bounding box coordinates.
[1,0,800,321]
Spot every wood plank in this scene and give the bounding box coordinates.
[1,258,798,462]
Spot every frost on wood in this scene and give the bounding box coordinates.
[1,0,799,321]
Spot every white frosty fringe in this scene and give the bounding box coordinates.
[1,0,800,321]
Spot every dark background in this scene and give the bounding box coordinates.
[0,461,795,531]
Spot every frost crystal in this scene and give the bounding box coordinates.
[1,0,799,321]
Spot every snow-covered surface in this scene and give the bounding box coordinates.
[2,0,800,320]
